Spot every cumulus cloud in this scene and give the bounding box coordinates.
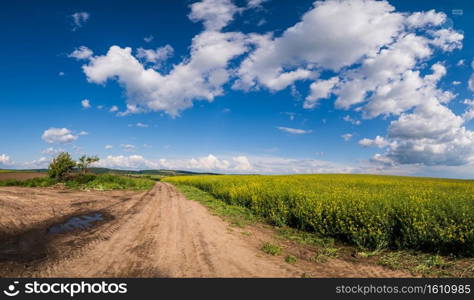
[246,0,268,9]
[70,0,472,168]
[305,77,339,108]
[94,155,158,169]
[469,75,474,91]
[0,154,12,165]
[105,145,113,150]
[81,99,91,109]
[81,30,247,116]
[359,136,391,148]
[41,147,64,155]
[462,99,474,122]
[341,133,353,142]
[69,46,93,60]
[342,115,361,125]
[94,153,356,174]
[360,101,474,166]
[136,45,174,69]
[277,126,312,134]
[188,0,239,31]
[120,144,136,152]
[109,105,119,112]
[71,12,90,31]
[135,122,149,128]
[144,35,154,43]
[42,128,78,144]
[234,0,404,91]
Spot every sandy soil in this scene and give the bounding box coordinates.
[0,183,410,277]
[0,172,46,181]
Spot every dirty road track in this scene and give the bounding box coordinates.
[0,183,409,277]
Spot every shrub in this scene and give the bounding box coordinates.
[48,152,76,181]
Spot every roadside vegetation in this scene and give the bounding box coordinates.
[164,174,474,257]
[0,152,154,190]
[171,180,474,277]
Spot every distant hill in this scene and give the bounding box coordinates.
[0,168,219,176]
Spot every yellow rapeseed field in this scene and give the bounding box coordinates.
[164,174,474,256]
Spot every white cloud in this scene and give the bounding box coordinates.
[83,32,245,116]
[69,0,473,168]
[277,126,312,135]
[452,81,461,85]
[342,115,361,126]
[21,157,50,169]
[0,154,12,165]
[462,99,474,122]
[109,105,119,112]
[69,46,93,60]
[74,0,249,117]
[358,136,391,148]
[95,153,353,174]
[457,59,465,66]
[405,9,446,28]
[304,77,339,108]
[71,12,90,31]
[120,144,136,152]
[81,29,247,116]
[78,131,89,136]
[105,145,113,150]
[469,75,474,91]
[42,128,78,144]
[144,35,154,43]
[41,147,64,155]
[246,0,268,9]
[234,0,404,91]
[81,99,91,109]
[136,45,174,69]
[135,122,149,128]
[95,155,158,169]
[233,156,252,171]
[360,102,474,166]
[188,0,239,31]
[341,133,353,142]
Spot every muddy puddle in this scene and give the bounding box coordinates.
[48,212,104,234]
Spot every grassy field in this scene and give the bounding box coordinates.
[0,173,155,190]
[164,174,474,256]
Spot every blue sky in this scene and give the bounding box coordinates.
[1,0,474,177]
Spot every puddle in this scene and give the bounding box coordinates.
[48,213,104,234]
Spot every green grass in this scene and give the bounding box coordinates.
[261,242,282,256]
[164,174,474,256]
[66,174,155,190]
[0,173,155,190]
[173,184,260,227]
[285,255,297,264]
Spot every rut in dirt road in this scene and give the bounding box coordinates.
[1,183,411,277]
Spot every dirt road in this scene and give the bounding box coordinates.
[0,183,410,277]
